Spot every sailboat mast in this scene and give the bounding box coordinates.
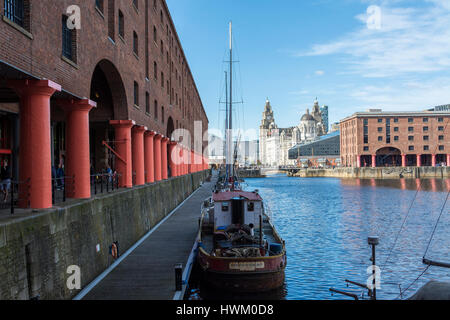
[225,71,228,177]
[228,21,234,178]
[229,21,233,133]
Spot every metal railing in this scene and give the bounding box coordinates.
[52,175,75,205]
[0,178,31,215]
[91,173,120,195]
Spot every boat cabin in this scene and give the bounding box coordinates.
[212,191,263,231]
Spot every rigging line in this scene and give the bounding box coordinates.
[423,190,450,259]
[230,31,245,133]
[383,116,450,269]
[395,265,431,300]
[217,48,228,136]
[382,183,422,269]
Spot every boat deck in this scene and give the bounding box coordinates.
[202,217,279,256]
[80,173,217,300]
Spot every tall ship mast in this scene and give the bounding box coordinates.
[196,22,287,293]
[226,22,234,180]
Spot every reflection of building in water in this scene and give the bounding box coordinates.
[340,110,450,168]
[340,178,450,192]
[259,98,329,166]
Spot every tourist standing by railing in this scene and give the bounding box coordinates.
[1,159,11,202]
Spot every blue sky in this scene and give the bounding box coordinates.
[166,0,450,133]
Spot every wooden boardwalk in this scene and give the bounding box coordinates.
[82,173,216,300]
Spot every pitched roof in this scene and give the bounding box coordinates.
[213,191,263,202]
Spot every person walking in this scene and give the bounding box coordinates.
[0,159,12,202]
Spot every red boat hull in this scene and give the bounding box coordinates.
[198,249,286,293]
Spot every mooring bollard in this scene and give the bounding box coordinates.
[368,236,379,300]
[175,263,183,291]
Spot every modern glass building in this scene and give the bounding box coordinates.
[320,105,329,133]
[428,105,450,112]
[288,131,340,166]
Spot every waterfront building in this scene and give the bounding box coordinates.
[259,99,328,166]
[320,105,329,132]
[0,0,209,209]
[330,122,340,133]
[340,110,450,168]
[208,134,225,166]
[288,131,340,168]
[235,140,259,166]
[428,104,450,112]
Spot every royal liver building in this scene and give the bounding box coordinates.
[259,99,328,166]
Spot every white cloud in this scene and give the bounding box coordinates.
[298,2,450,78]
[315,70,325,76]
[348,77,450,111]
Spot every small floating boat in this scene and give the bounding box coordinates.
[197,187,287,293]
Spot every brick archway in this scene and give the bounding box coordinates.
[89,59,128,172]
[90,59,128,121]
[376,147,402,167]
[167,116,174,139]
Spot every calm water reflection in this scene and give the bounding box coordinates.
[191,175,449,300]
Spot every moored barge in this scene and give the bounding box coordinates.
[197,189,286,293]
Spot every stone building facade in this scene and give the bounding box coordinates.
[259,99,328,166]
[340,110,450,167]
[0,0,209,209]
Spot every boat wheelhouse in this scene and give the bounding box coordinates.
[197,189,286,292]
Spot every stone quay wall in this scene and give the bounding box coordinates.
[288,167,450,179]
[0,171,209,300]
[237,169,266,178]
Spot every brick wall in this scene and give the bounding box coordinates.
[340,114,450,167]
[0,0,208,144]
[0,170,209,300]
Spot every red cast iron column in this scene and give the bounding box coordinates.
[169,142,178,177]
[144,131,155,183]
[161,137,169,180]
[132,125,147,186]
[9,79,61,209]
[154,134,162,181]
[59,99,96,199]
[110,120,135,188]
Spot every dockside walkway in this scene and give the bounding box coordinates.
[78,172,217,300]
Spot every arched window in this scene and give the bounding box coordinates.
[118,10,124,38]
[62,15,77,63]
[96,0,104,13]
[145,92,150,114]
[134,81,139,106]
[133,31,138,55]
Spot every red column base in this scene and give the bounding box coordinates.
[58,99,96,199]
[110,120,135,188]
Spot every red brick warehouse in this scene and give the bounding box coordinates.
[340,110,450,168]
[0,0,210,209]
